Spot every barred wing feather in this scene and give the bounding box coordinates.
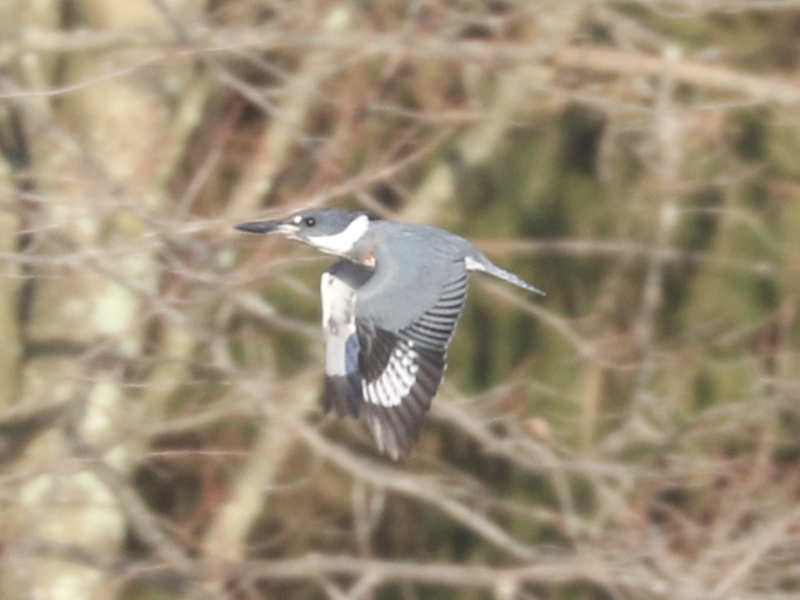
[356,265,468,459]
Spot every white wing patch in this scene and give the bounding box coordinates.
[362,340,419,407]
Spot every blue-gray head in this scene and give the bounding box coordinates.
[236,209,370,257]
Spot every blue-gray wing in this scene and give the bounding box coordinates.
[355,247,469,459]
[320,261,373,417]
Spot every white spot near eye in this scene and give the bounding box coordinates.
[293,215,303,224]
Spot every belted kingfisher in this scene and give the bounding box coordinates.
[236,209,544,459]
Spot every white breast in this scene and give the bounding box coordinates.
[321,272,359,376]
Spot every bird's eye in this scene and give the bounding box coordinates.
[304,217,316,227]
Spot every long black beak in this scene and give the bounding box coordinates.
[235,220,282,234]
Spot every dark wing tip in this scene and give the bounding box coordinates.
[321,375,362,418]
[362,384,437,460]
[364,407,407,460]
[360,337,446,460]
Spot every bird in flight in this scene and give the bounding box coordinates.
[236,210,544,459]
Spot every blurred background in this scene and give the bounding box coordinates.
[1,1,800,599]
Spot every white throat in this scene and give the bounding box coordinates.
[306,214,369,255]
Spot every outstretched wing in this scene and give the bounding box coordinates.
[356,254,469,459]
[320,261,373,417]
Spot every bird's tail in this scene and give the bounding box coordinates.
[466,252,546,296]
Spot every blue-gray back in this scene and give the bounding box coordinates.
[355,221,475,332]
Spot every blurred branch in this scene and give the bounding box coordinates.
[555,45,800,105]
[239,553,619,592]
[277,398,540,561]
[5,25,800,106]
[477,279,609,366]
[476,238,778,277]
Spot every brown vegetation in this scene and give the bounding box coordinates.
[1,1,800,599]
